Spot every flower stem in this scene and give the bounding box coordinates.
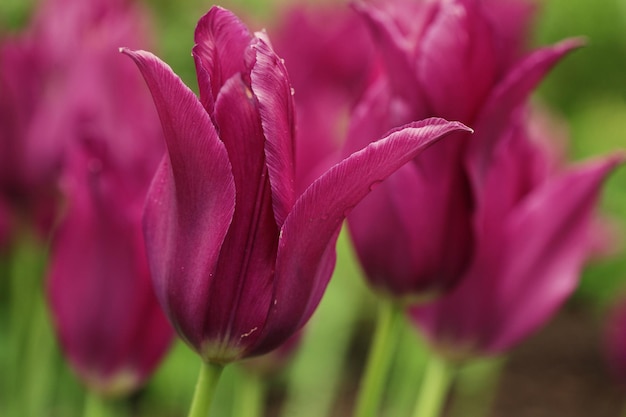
[233,370,265,417]
[353,298,403,417]
[412,354,453,417]
[83,391,110,417]
[187,361,224,417]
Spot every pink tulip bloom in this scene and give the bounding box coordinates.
[122,6,470,364]
[345,0,581,300]
[410,113,622,358]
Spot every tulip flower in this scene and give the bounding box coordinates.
[39,0,173,400]
[410,117,622,359]
[122,6,469,415]
[346,0,581,301]
[48,139,173,397]
[346,2,589,417]
[0,0,155,239]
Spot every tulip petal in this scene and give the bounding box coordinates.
[122,48,236,350]
[252,118,471,354]
[487,155,622,352]
[417,0,497,121]
[352,0,430,113]
[468,39,583,189]
[192,6,253,107]
[251,37,296,227]
[202,73,279,358]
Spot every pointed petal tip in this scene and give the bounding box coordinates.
[557,37,587,50]
[600,151,626,173]
[399,117,473,136]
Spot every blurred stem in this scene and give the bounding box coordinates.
[83,391,113,417]
[188,361,224,417]
[6,232,49,417]
[233,370,265,417]
[280,227,368,417]
[412,354,454,417]
[447,357,504,417]
[353,298,403,417]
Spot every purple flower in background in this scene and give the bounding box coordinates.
[48,140,173,396]
[122,6,470,364]
[345,0,580,301]
[271,4,374,192]
[410,113,622,358]
[39,0,173,396]
[0,0,155,237]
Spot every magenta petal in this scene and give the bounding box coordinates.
[352,1,428,113]
[251,37,296,226]
[468,39,583,188]
[192,6,253,106]
[253,118,471,353]
[417,0,497,121]
[121,48,236,350]
[487,155,623,352]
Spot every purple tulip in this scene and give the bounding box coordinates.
[48,140,173,396]
[409,113,622,358]
[345,0,581,300]
[0,0,155,237]
[122,6,470,363]
[41,0,173,396]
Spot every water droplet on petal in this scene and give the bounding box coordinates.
[290,87,295,96]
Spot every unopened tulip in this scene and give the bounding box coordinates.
[122,6,470,364]
[346,0,580,301]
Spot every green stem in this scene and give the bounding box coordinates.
[83,391,111,417]
[412,354,454,417]
[353,298,403,417]
[447,358,504,417]
[233,370,265,417]
[187,361,225,417]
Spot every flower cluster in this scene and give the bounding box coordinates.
[0,0,622,415]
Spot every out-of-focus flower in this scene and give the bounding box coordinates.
[40,0,173,396]
[345,0,580,301]
[271,4,374,192]
[123,6,470,364]
[410,113,622,359]
[0,0,154,237]
[48,139,172,397]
